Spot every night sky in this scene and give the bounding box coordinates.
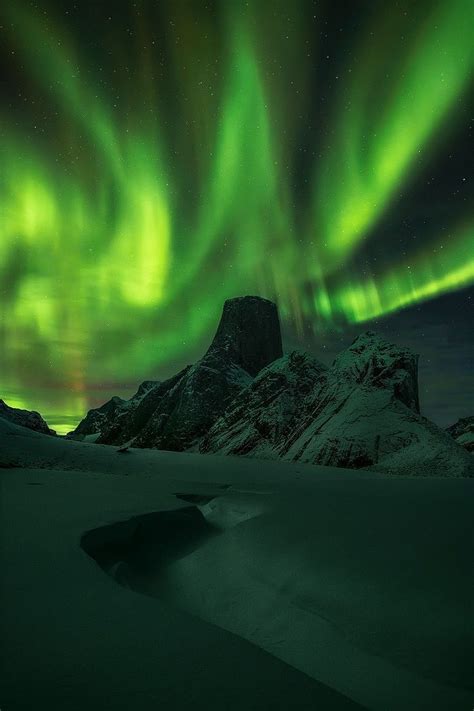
[0,0,472,433]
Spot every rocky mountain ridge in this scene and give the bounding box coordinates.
[0,399,56,436]
[68,380,159,441]
[202,331,471,476]
[65,296,473,477]
[83,296,283,451]
[446,416,474,453]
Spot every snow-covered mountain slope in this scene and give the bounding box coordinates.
[85,296,282,450]
[446,416,474,453]
[200,350,327,458]
[203,332,473,477]
[0,398,55,436]
[67,381,159,440]
[69,298,472,477]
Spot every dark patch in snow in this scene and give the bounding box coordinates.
[81,506,219,583]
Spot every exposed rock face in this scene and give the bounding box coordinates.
[71,297,472,477]
[68,381,160,440]
[446,416,474,453]
[207,296,283,377]
[203,332,473,477]
[0,399,55,436]
[71,396,127,438]
[200,351,327,458]
[95,296,283,451]
[97,369,189,446]
[131,381,158,401]
[331,331,420,412]
[279,382,471,476]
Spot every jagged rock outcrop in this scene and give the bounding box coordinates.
[71,297,472,477]
[279,382,472,476]
[70,396,127,438]
[330,331,420,412]
[206,296,283,377]
[0,399,55,436]
[202,332,473,477]
[94,296,283,451]
[446,416,474,453]
[131,380,158,401]
[200,351,327,458]
[68,381,159,440]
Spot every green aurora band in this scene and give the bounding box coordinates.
[0,0,473,431]
[314,0,473,267]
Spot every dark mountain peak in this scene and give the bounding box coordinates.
[201,350,328,457]
[0,399,55,436]
[446,416,474,452]
[130,380,160,401]
[332,330,419,412]
[206,296,283,377]
[68,295,472,476]
[446,415,474,436]
[72,396,127,437]
[109,396,126,407]
[347,330,396,351]
[71,381,161,439]
[93,297,282,450]
[251,350,327,390]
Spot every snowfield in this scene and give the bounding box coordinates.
[1,417,473,710]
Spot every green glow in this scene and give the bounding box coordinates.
[0,0,472,430]
[322,223,474,322]
[314,0,474,268]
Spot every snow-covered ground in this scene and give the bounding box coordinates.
[1,418,473,710]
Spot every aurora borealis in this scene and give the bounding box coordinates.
[0,0,473,432]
